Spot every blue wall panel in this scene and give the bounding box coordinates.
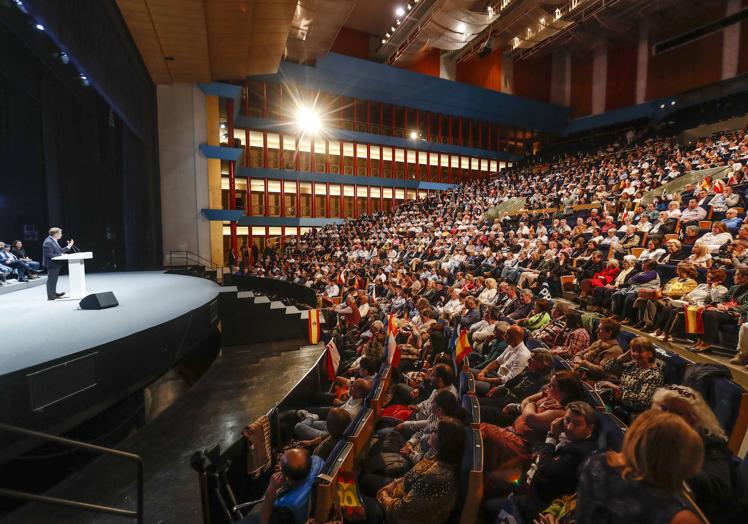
[250,53,569,134]
[235,116,520,160]
[236,167,458,191]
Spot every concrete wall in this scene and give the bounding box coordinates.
[157,84,211,265]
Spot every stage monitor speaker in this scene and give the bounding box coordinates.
[79,292,119,310]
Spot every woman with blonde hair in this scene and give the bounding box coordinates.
[576,410,706,524]
[687,243,712,268]
[478,277,498,305]
[653,385,747,523]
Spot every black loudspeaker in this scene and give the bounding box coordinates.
[79,292,119,310]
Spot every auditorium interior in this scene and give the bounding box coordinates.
[4,0,748,523]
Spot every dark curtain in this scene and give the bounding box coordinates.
[0,1,161,270]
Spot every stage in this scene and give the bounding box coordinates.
[0,271,221,460]
[0,271,220,375]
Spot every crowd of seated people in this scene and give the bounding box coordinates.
[236,124,748,524]
[0,240,42,285]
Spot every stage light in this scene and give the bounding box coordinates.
[35,23,44,31]
[671,100,676,106]
[409,130,418,140]
[13,0,28,14]
[391,25,396,32]
[220,123,227,129]
[59,52,69,64]
[395,6,405,17]
[386,32,390,37]
[80,73,90,86]
[296,106,321,134]
[407,4,412,10]
[381,38,387,44]
[396,19,401,25]
[659,103,666,109]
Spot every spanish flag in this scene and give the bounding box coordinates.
[326,340,340,380]
[308,309,321,344]
[683,305,704,334]
[386,314,400,368]
[455,328,472,364]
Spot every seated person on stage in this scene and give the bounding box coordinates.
[0,262,11,285]
[0,242,32,282]
[239,448,323,524]
[478,349,553,425]
[482,401,598,523]
[294,378,370,440]
[474,325,531,396]
[10,241,41,276]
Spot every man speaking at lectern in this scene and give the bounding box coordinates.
[42,227,74,300]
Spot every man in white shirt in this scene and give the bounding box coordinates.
[680,198,707,225]
[474,325,531,395]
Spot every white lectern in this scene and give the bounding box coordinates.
[53,252,93,299]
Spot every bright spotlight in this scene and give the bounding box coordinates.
[395,6,405,17]
[659,103,665,109]
[296,107,321,134]
[670,100,676,106]
[35,23,44,31]
[409,130,418,140]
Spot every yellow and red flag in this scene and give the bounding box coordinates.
[308,309,321,344]
[455,328,472,364]
[326,340,340,380]
[386,314,400,368]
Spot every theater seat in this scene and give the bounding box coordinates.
[655,347,692,384]
[596,412,627,451]
[459,371,476,397]
[552,355,572,371]
[582,382,605,410]
[313,441,354,523]
[345,408,375,465]
[706,377,748,454]
[617,331,637,352]
[449,427,484,524]
[462,394,480,428]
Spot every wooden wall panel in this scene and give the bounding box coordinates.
[738,0,748,74]
[455,48,502,91]
[605,44,637,111]
[513,54,552,103]
[570,53,593,117]
[330,27,371,61]
[400,48,441,78]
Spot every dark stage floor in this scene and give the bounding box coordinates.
[3,340,325,524]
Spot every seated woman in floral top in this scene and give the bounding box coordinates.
[597,337,664,422]
[368,417,465,524]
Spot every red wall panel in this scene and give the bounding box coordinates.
[456,48,502,91]
[513,54,552,103]
[570,54,593,117]
[330,27,371,61]
[738,0,748,74]
[605,44,637,111]
[400,48,441,78]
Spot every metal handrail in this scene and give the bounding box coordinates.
[0,423,143,523]
[168,250,218,270]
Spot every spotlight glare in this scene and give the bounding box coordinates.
[35,23,44,31]
[395,6,405,17]
[409,130,418,140]
[296,106,321,134]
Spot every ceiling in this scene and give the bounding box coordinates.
[116,0,297,84]
[343,0,407,35]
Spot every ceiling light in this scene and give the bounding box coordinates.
[391,25,396,32]
[381,38,387,44]
[296,107,321,134]
[670,100,676,106]
[220,123,227,129]
[386,32,390,37]
[407,4,412,10]
[35,23,44,31]
[395,6,405,17]
[396,19,401,25]
[79,73,90,86]
[659,103,666,109]
[409,131,418,140]
[59,52,69,64]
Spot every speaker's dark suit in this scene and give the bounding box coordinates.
[42,236,71,299]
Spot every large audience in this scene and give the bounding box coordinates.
[236,125,748,524]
